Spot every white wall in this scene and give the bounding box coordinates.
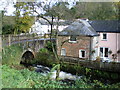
[29,21,68,35]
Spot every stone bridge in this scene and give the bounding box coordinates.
[2,34,55,62]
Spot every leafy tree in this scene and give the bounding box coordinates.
[70,2,118,20]
[114,1,120,20]
[14,2,34,34]
[2,16,16,35]
[2,25,15,34]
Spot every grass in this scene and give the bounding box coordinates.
[1,65,70,88]
[2,65,120,88]
[2,44,23,65]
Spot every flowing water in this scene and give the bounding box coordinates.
[34,65,82,80]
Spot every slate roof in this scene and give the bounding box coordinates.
[58,20,98,36]
[89,20,120,33]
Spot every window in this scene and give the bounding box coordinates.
[79,50,86,58]
[69,35,77,42]
[102,33,107,40]
[100,47,109,57]
[61,48,66,56]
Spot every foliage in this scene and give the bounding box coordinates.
[31,48,55,66]
[39,48,49,54]
[45,41,56,52]
[44,2,71,20]
[70,2,118,20]
[2,44,23,65]
[46,64,60,80]
[2,65,120,88]
[2,25,15,34]
[95,56,101,62]
[108,50,112,54]
[75,79,92,88]
[13,2,35,34]
[2,65,69,88]
[2,16,16,34]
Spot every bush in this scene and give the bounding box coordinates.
[95,56,100,62]
[39,48,48,54]
[2,44,23,65]
[31,48,56,66]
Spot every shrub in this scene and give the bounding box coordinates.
[95,56,100,62]
[2,44,23,65]
[39,48,48,54]
[31,48,56,66]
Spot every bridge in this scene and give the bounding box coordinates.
[2,34,120,73]
[2,34,55,63]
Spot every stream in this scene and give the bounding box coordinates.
[33,64,82,81]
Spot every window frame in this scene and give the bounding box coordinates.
[61,48,66,56]
[102,33,107,40]
[79,49,86,58]
[69,35,77,43]
[99,47,109,58]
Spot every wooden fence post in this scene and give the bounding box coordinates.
[8,35,11,46]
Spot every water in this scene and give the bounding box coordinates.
[34,65,82,80]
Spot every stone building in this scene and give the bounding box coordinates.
[57,19,98,60]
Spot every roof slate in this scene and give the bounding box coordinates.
[89,20,120,33]
[58,20,98,36]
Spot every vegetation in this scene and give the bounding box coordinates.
[70,2,118,20]
[1,43,120,88]
[2,44,23,65]
[2,65,120,88]
[1,1,120,88]
[2,65,69,88]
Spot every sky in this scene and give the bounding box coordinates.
[0,0,119,16]
[0,0,77,16]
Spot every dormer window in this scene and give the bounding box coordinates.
[69,35,77,43]
[102,33,107,40]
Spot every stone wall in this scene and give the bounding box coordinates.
[57,36,91,59]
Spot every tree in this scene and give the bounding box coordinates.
[70,2,118,20]
[2,16,16,35]
[114,1,120,20]
[14,2,34,34]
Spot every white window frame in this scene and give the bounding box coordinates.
[61,48,66,56]
[99,47,109,58]
[102,33,107,40]
[69,36,77,43]
[79,49,86,58]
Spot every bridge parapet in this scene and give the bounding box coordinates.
[2,34,44,46]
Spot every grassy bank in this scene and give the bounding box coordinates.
[2,44,23,65]
[2,65,70,88]
[2,65,120,88]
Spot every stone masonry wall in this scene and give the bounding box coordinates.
[57,36,91,59]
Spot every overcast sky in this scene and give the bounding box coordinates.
[0,0,77,16]
[0,0,119,16]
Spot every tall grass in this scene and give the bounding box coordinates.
[2,44,23,65]
[2,65,120,88]
[2,65,70,88]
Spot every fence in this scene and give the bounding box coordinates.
[60,56,120,73]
